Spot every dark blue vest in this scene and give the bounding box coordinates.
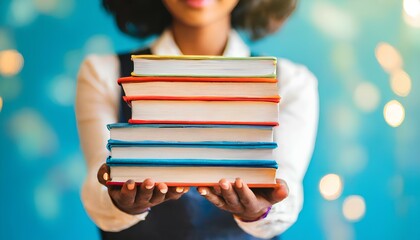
[99,48,280,240]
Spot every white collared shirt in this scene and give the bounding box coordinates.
[76,29,319,239]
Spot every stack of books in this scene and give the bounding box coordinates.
[106,55,280,187]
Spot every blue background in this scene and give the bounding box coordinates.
[1,0,419,239]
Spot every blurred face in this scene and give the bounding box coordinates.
[162,0,239,27]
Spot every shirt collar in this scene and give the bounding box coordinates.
[151,28,250,57]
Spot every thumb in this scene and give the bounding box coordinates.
[267,179,289,205]
[97,163,111,186]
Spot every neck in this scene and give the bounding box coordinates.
[171,18,231,56]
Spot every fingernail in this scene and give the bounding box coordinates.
[103,172,109,181]
[221,182,230,190]
[176,187,184,193]
[127,181,135,190]
[199,189,207,196]
[160,188,168,194]
[235,178,243,189]
[145,183,154,190]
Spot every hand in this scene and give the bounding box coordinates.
[197,178,288,221]
[97,163,190,215]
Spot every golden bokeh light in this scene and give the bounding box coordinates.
[319,174,343,201]
[384,100,405,127]
[375,42,403,73]
[342,195,366,221]
[0,96,3,112]
[0,49,24,76]
[390,70,412,97]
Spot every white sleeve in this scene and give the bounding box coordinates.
[75,55,149,232]
[235,59,319,238]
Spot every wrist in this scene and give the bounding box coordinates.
[234,206,272,222]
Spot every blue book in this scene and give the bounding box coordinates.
[107,140,277,161]
[107,158,278,168]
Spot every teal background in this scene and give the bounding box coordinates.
[1,0,419,239]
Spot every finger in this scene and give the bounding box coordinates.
[135,178,155,203]
[211,185,222,196]
[266,179,289,205]
[198,186,227,210]
[165,186,189,200]
[149,182,168,204]
[118,179,137,206]
[233,178,258,209]
[219,179,243,212]
[97,163,110,186]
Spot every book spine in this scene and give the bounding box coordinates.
[118,76,278,84]
[128,119,279,126]
[106,181,277,188]
[123,96,280,103]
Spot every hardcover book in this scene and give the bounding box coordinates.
[131,55,277,78]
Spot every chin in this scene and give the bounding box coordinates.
[163,0,238,27]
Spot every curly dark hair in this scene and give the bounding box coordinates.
[102,0,297,40]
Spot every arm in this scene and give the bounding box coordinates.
[234,60,319,238]
[76,55,148,231]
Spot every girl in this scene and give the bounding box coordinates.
[75,0,318,239]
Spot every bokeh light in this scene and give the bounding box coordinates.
[84,35,114,54]
[384,100,405,127]
[8,109,59,159]
[49,75,76,106]
[311,2,359,40]
[0,96,3,112]
[403,0,420,18]
[388,175,404,198]
[319,174,343,200]
[320,201,355,240]
[34,182,60,220]
[337,144,368,176]
[353,82,381,112]
[390,69,412,97]
[0,49,24,76]
[8,0,37,26]
[375,42,403,73]
[342,195,366,221]
[403,10,420,27]
[329,104,360,137]
[34,0,75,18]
[331,43,356,73]
[34,0,59,13]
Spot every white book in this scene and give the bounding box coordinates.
[109,144,276,161]
[108,166,277,187]
[128,100,279,125]
[108,123,274,142]
[131,55,277,78]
